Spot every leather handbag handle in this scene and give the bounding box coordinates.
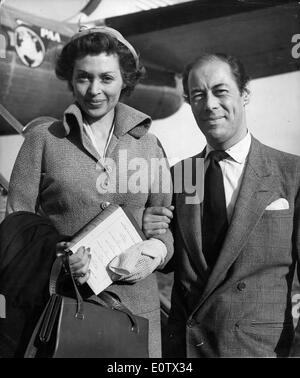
[49,255,84,319]
[99,291,139,333]
[38,294,62,343]
[48,255,140,331]
[49,256,63,295]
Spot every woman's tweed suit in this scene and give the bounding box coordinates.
[7,102,174,357]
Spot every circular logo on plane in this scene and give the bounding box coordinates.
[14,25,45,68]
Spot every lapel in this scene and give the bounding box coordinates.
[63,104,101,161]
[63,102,151,162]
[103,102,151,158]
[175,149,210,282]
[195,137,278,310]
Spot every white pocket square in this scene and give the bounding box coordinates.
[265,198,289,211]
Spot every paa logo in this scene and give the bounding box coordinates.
[14,25,45,67]
[0,294,5,319]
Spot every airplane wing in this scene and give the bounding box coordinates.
[104,0,300,80]
[0,3,77,38]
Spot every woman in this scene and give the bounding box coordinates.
[6,26,173,357]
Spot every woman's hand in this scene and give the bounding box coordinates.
[142,205,174,238]
[56,241,71,257]
[69,246,91,285]
[108,239,167,283]
[56,242,91,285]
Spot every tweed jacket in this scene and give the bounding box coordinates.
[7,102,174,357]
[166,136,300,357]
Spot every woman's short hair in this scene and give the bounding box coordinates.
[55,32,145,96]
[182,53,250,103]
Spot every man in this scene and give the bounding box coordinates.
[143,53,300,357]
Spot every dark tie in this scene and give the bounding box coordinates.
[202,150,229,267]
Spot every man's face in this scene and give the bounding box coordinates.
[188,59,248,150]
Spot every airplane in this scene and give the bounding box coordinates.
[0,0,300,342]
[0,0,299,138]
[0,0,184,136]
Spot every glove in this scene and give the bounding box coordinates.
[108,238,167,283]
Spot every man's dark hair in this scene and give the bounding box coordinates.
[55,32,145,96]
[182,53,250,103]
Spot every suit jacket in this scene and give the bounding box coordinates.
[167,136,300,357]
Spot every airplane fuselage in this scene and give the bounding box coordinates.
[0,7,75,133]
[0,5,183,134]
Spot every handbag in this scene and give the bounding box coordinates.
[24,255,149,358]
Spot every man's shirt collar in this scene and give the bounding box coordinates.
[205,131,251,164]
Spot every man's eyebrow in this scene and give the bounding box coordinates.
[213,83,229,88]
[190,82,229,95]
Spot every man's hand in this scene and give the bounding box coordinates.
[142,205,174,238]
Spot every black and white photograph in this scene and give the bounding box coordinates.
[0,0,300,363]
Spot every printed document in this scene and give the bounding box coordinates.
[69,206,143,294]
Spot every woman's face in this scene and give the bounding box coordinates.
[72,53,125,122]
